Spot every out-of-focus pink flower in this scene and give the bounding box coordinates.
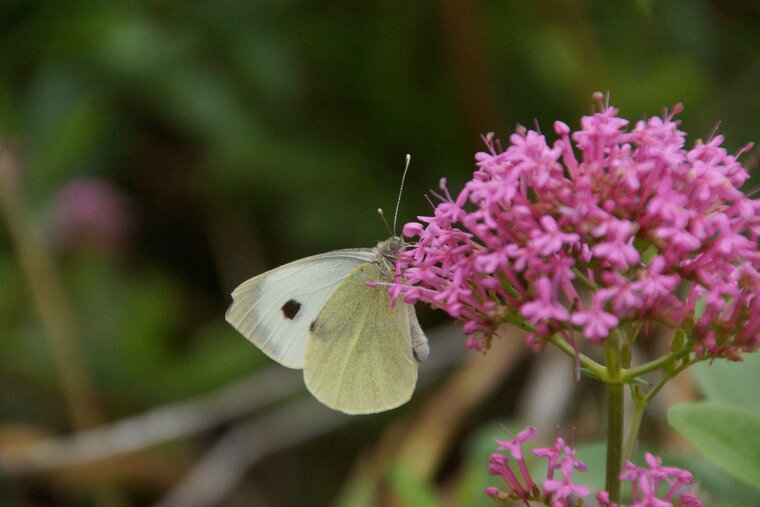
[487,427,538,503]
[394,94,760,359]
[570,293,619,344]
[597,453,702,507]
[534,437,589,506]
[51,178,135,252]
[486,428,590,506]
[520,277,570,324]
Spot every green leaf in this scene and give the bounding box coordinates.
[388,463,439,507]
[693,351,760,409]
[665,451,760,506]
[570,441,608,493]
[668,402,760,489]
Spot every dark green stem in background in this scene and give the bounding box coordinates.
[0,147,126,507]
[0,149,100,429]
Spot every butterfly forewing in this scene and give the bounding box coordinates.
[225,250,374,368]
[304,262,418,414]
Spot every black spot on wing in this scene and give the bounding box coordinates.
[281,299,302,320]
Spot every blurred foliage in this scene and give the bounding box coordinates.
[669,352,760,493]
[667,352,760,505]
[0,0,759,505]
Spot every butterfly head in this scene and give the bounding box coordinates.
[377,235,406,254]
[374,236,407,275]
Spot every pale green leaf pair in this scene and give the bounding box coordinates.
[668,351,760,490]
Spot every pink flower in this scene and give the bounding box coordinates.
[598,453,702,507]
[571,294,620,343]
[51,178,135,252]
[591,219,640,269]
[393,94,760,360]
[543,461,590,506]
[534,437,589,506]
[486,428,591,506]
[485,430,702,506]
[519,277,570,324]
[596,490,617,507]
[496,426,537,460]
[530,215,579,255]
[633,256,679,300]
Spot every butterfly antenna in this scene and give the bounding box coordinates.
[377,208,393,236]
[393,154,411,235]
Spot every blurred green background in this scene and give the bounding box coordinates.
[0,1,759,506]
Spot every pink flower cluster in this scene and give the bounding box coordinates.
[485,427,589,506]
[394,94,760,358]
[597,453,701,507]
[485,428,701,507]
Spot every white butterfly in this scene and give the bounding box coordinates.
[225,236,429,414]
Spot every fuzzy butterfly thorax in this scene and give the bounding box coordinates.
[373,236,406,278]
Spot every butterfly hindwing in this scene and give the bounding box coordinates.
[225,250,374,368]
[304,262,418,414]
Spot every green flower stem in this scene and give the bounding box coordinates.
[507,314,536,332]
[622,358,696,462]
[572,267,599,289]
[643,360,696,404]
[623,386,647,463]
[620,322,641,369]
[620,338,632,369]
[605,331,623,503]
[620,346,692,382]
[548,334,606,378]
[549,325,696,504]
